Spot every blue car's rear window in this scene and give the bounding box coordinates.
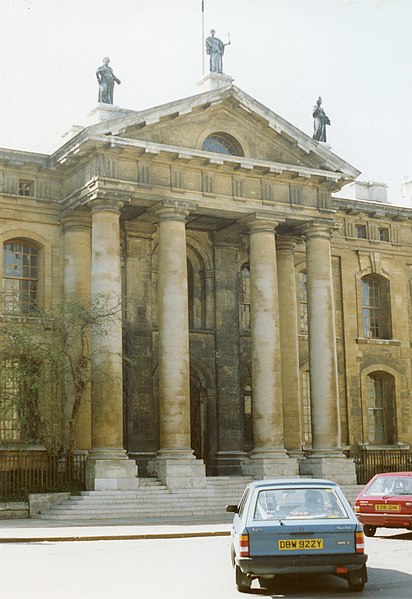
[253,487,349,520]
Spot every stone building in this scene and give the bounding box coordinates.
[1,75,411,491]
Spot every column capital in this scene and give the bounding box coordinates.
[302,220,339,240]
[60,212,92,231]
[152,202,192,222]
[89,198,124,214]
[276,234,302,252]
[243,213,281,233]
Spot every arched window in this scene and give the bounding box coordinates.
[298,270,308,334]
[3,240,39,314]
[361,274,391,339]
[201,132,244,156]
[239,263,251,330]
[366,371,396,445]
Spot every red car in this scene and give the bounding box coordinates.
[354,472,412,537]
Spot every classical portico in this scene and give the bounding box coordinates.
[54,82,361,489]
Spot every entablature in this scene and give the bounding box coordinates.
[54,134,351,189]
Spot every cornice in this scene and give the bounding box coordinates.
[333,196,412,221]
[52,133,354,189]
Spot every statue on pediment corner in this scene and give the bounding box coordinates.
[96,57,121,104]
[312,96,331,142]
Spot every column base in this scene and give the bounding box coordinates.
[287,449,306,461]
[147,449,206,490]
[299,451,357,485]
[213,451,246,476]
[86,448,138,491]
[242,449,299,479]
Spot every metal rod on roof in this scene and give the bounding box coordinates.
[201,0,205,76]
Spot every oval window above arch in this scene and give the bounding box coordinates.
[201,132,244,156]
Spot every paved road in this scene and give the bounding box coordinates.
[0,528,411,598]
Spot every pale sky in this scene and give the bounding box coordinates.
[1,0,412,203]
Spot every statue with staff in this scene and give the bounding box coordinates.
[205,29,231,74]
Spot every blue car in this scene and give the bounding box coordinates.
[226,478,368,593]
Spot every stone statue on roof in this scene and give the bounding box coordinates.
[312,96,331,142]
[96,57,121,105]
[205,29,230,74]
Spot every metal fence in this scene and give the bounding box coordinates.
[0,451,87,501]
[352,448,412,485]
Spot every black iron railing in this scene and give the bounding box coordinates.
[0,451,87,501]
[352,448,412,485]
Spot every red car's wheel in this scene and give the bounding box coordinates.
[363,525,376,537]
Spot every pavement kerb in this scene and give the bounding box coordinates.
[0,529,231,544]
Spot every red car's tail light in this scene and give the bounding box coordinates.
[239,533,249,557]
[355,531,365,554]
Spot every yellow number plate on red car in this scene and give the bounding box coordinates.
[375,504,400,511]
[278,539,323,550]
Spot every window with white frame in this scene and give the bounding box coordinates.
[3,240,39,314]
[366,371,396,445]
[361,274,391,339]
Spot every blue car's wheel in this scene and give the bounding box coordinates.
[235,565,252,593]
[348,565,367,592]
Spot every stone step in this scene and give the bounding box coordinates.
[340,485,364,505]
[37,510,234,521]
[80,487,246,496]
[77,491,243,500]
[51,496,240,508]
[36,481,246,520]
[42,503,232,514]
[37,476,363,523]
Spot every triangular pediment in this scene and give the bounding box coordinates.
[74,85,359,181]
[52,84,360,193]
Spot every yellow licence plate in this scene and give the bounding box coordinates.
[278,538,323,550]
[375,504,400,511]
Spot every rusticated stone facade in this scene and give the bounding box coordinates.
[1,83,411,489]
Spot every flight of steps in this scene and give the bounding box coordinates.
[340,484,365,506]
[34,476,254,523]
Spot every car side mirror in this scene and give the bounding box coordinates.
[225,504,239,513]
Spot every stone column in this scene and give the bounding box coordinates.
[149,203,205,489]
[246,216,298,478]
[300,222,356,484]
[276,236,303,458]
[86,200,137,491]
[61,214,91,451]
